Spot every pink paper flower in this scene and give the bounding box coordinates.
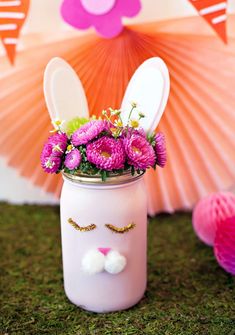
[155,132,167,168]
[64,149,82,170]
[61,0,141,38]
[71,120,107,146]
[86,136,125,170]
[214,216,235,275]
[123,134,156,170]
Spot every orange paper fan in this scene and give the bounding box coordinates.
[0,16,235,214]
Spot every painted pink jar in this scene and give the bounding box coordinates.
[60,171,147,313]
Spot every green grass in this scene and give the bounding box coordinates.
[0,203,234,335]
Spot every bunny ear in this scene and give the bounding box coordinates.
[121,57,170,133]
[43,57,89,123]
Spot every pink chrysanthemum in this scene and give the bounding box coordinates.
[41,143,53,161]
[40,133,67,173]
[123,134,156,170]
[155,132,167,168]
[86,136,125,170]
[122,127,146,139]
[48,132,68,156]
[72,120,107,146]
[64,149,82,170]
[41,155,61,174]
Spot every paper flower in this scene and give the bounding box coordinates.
[123,134,156,170]
[64,149,82,170]
[71,120,107,146]
[192,192,235,246]
[86,136,125,170]
[214,216,235,276]
[60,0,141,38]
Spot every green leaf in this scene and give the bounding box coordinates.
[131,166,135,176]
[100,170,107,182]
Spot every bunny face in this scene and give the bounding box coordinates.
[45,56,169,312]
[60,176,148,312]
[67,217,136,275]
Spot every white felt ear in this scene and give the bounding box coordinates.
[121,57,170,133]
[43,57,89,123]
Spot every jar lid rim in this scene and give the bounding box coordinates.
[62,170,145,185]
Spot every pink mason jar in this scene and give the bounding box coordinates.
[60,171,148,313]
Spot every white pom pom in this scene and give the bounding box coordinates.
[81,249,105,275]
[104,250,127,274]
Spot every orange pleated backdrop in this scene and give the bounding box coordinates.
[0,16,235,214]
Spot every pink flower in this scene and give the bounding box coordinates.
[41,155,61,174]
[72,120,107,146]
[48,132,68,156]
[61,0,141,38]
[64,149,82,170]
[40,133,67,174]
[123,134,156,170]
[41,143,53,160]
[155,132,167,168]
[86,136,125,170]
[122,127,146,139]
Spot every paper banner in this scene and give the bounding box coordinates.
[188,0,227,43]
[0,0,30,64]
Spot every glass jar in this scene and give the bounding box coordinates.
[60,171,148,313]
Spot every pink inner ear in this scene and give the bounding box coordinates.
[98,247,111,256]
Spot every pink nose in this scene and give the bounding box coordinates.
[98,247,111,255]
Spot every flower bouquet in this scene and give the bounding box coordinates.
[41,103,166,180]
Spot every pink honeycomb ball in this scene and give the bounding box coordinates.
[214,216,235,276]
[192,192,235,246]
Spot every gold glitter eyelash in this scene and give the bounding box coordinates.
[68,218,96,232]
[105,222,136,234]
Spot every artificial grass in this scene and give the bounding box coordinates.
[0,203,234,335]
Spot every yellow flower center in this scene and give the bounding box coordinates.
[132,146,141,154]
[101,151,111,158]
[54,120,62,126]
[67,144,73,152]
[130,120,139,128]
